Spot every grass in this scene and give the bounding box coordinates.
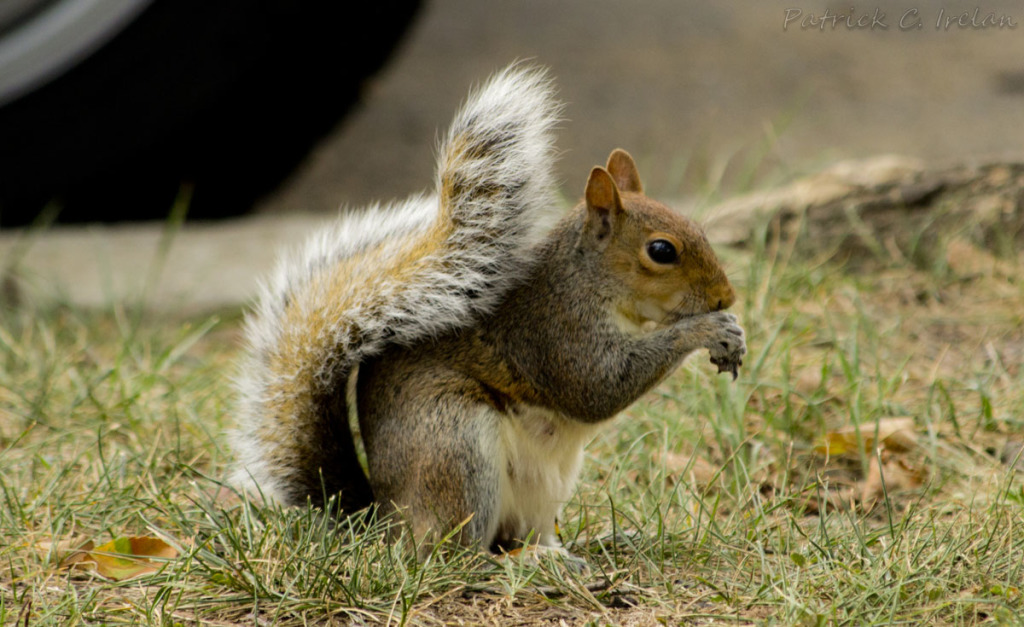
[1,211,1023,625]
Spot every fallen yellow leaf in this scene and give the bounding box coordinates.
[70,535,178,581]
[815,417,918,456]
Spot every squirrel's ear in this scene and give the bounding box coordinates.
[605,148,643,194]
[583,166,624,244]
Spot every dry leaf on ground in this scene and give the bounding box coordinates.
[56,536,179,581]
[859,453,926,509]
[657,450,720,487]
[34,537,94,567]
[800,485,858,515]
[815,417,918,456]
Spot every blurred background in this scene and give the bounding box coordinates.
[2,0,1024,226]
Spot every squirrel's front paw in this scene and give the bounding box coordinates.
[705,312,746,380]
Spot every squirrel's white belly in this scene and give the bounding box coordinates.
[496,405,603,546]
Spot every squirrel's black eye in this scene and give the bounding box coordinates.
[646,239,678,264]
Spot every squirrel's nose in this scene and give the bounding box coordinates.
[708,282,736,311]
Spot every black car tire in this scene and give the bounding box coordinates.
[0,1,421,226]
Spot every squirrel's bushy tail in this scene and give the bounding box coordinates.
[231,64,562,508]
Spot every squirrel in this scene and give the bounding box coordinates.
[231,64,746,556]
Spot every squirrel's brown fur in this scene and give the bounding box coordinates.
[231,65,746,559]
[355,152,744,552]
